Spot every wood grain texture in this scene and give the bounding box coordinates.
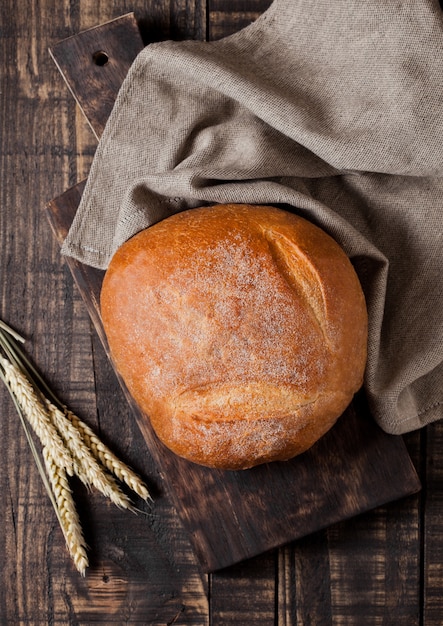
[210,552,277,625]
[275,441,422,625]
[50,14,145,139]
[423,421,443,626]
[208,0,273,39]
[1,0,441,623]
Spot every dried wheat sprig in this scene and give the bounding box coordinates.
[74,454,135,510]
[0,365,88,575]
[45,399,134,510]
[0,318,153,576]
[42,446,89,576]
[0,356,73,473]
[0,320,25,344]
[63,407,151,502]
[1,321,151,503]
[45,399,149,508]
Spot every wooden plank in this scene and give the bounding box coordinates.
[0,4,209,625]
[0,3,89,622]
[210,552,276,625]
[274,432,422,625]
[423,421,443,625]
[49,14,145,139]
[208,0,273,39]
[278,533,333,625]
[46,10,421,574]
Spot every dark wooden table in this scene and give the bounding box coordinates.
[1,1,442,624]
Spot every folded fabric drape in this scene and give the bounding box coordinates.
[62,0,443,435]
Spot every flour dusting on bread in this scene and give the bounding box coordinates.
[101,204,367,470]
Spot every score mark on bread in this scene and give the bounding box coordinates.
[265,229,328,343]
[101,204,368,470]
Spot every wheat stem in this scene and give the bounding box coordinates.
[0,324,59,409]
[0,356,73,473]
[0,320,25,344]
[0,366,88,575]
[45,400,135,510]
[0,318,153,576]
[64,408,151,502]
[0,367,59,511]
[42,446,89,576]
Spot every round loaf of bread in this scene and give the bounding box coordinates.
[101,204,367,470]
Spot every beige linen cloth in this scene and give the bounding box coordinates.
[62,0,443,435]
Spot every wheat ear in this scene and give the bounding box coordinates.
[42,446,89,576]
[0,356,73,473]
[0,318,153,576]
[64,407,151,502]
[45,400,135,510]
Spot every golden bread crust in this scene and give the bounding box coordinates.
[101,204,368,469]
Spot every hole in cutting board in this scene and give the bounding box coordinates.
[92,50,109,66]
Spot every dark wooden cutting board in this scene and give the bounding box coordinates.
[46,13,421,573]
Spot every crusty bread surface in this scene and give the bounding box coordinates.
[100,204,368,470]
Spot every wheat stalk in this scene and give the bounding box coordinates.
[0,355,73,473]
[0,318,152,575]
[0,363,87,575]
[0,320,25,343]
[44,400,135,510]
[63,406,151,501]
[42,446,89,576]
